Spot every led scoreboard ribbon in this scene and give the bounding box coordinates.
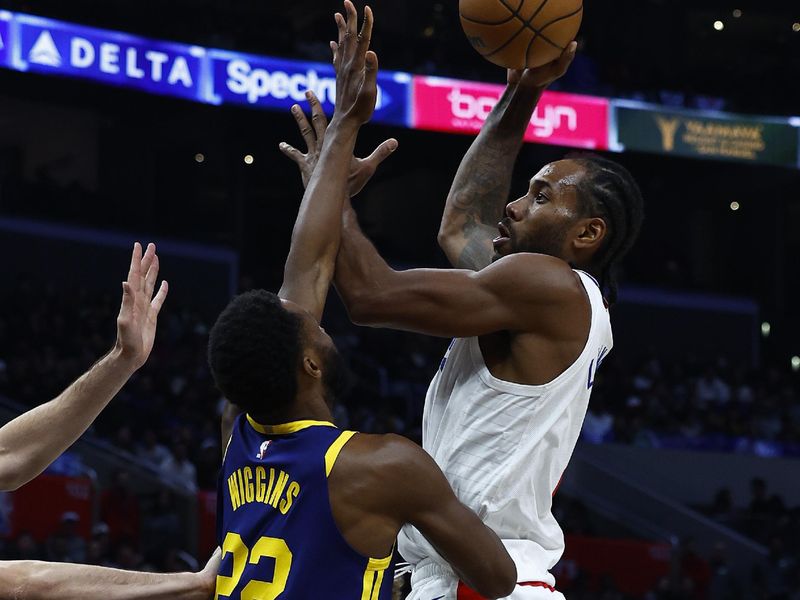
[0,10,797,166]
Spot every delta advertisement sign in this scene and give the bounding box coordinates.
[412,76,610,150]
[14,13,205,102]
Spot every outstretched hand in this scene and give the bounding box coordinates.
[330,1,379,126]
[279,90,398,197]
[114,242,168,371]
[508,41,577,89]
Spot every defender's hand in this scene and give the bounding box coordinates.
[330,1,378,126]
[507,41,577,90]
[114,242,168,371]
[279,91,397,197]
[197,547,222,599]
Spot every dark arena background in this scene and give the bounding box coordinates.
[0,1,798,598]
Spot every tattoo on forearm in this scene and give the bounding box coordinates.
[443,85,541,271]
[457,230,494,271]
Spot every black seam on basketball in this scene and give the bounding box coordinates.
[493,0,519,14]
[482,0,551,60]
[524,6,583,51]
[526,0,553,28]
[523,30,540,68]
[499,0,550,31]
[538,5,583,32]
[461,0,526,26]
[481,20,531,59]
[461,13,518,26]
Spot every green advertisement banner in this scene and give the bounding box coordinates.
[614,103,800,168]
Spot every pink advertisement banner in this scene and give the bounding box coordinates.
[412,76,610,150]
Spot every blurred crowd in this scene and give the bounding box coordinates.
[699,478,800,599]
[584,354,800,457]
[2,277,800,597]
[5,278,799,485]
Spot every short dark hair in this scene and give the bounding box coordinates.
[571,156,644,304]
[208,290,303,416]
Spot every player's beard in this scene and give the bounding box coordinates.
[505,218,573,260]
[321,345,353,406]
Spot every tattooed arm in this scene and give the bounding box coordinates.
[437,44,578,270]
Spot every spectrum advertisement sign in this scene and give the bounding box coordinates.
[14,13,206,102]
[412,76,610,150]
[208,50,411,127]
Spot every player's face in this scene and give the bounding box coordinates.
[281,299,351,403]
[320,344,352,404]
[493,160,587,261]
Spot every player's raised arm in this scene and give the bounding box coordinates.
[437,45,576,271]
[277,1,379,322]
[0,242,168,491]
[279,92,397,200]
[0,549,220,600]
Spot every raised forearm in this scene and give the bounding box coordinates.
[280,120,360,316]
[0,561,208,600]
[283,121,358,275]
[440,84,545,270]
[334,200,398,323]
[0,351,135,491]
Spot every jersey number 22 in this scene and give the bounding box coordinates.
[215,532,293,599]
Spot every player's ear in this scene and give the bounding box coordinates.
[574,217,606,250]
[302,354,323,379]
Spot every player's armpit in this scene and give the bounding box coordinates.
[346,252,585,338]
[376,436,517,599]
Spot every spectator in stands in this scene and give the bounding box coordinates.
[707,488,735,526]
[695,366,731,408]
[707,542,741,600]
[5,532,42,561]
[677,538,710,599]
[162,549,199,575]
[46,511,86,563]
[85,523,112,567]
[748,478,770,518]
[100,469,141,545]
[583,396,615,444]
[137,429,172,468]
[159,442,197,492]
[141,489,181,565]
[596,574,624,600]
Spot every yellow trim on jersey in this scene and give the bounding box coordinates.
[324,430,357,477]
[222,434,233,463]
[246,415,336,435]
[359,551,392,600]
[367,554,392,571]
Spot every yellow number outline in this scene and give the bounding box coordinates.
[215,532,293,600]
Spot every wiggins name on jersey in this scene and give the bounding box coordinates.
[216,415,394,600]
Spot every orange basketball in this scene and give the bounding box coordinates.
[460,0,583,70]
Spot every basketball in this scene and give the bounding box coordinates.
[459,0,583,70]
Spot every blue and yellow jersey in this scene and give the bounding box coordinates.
[215,415,394,600]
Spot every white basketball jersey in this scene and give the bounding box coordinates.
[398,270,612,589]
